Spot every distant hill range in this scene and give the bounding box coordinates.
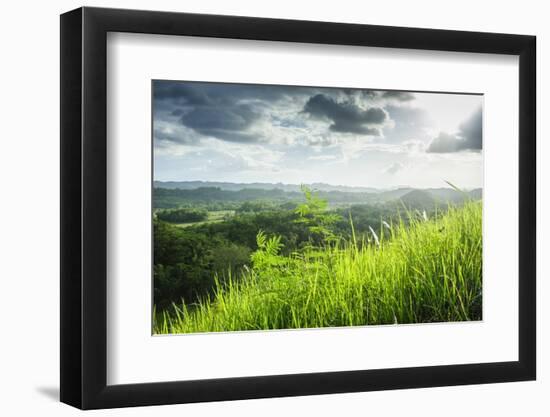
[154,180,381,193]
[154,181,482,208]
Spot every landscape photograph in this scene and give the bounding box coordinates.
[152,80,483,334]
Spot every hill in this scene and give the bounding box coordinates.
[154,180,380,193]
[398,189,437,208]
[155,201,483,333]
[154,182,482,209]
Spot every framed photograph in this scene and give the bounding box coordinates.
[60,7,536,409]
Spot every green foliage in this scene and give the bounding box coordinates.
[190,209,310,252]
[250,230,284,270]
[236,200,279,213]
[156,207,208,223]
[152,183,482,322]
[153,186,300,208]
[153,220,250,308]
[294,185,341,244]
[154,201,482,333]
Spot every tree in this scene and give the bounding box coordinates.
[294,185,341,244]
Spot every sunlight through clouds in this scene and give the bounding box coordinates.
[153,80,483,188]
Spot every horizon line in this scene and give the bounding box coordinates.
[153,179,483,190]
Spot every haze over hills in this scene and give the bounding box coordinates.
[154,180,381,193]
[154,181,480,194]
[153,181,482,209]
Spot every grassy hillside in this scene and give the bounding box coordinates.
[154,201,482,334]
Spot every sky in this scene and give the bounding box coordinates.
[153,80,483,189]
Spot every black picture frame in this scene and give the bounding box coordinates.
[60,6,536,410]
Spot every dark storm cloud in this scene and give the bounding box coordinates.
[154,82,211,105]
[341,89,378,101]
[179,103,261,143]
[380,91,415,101]
[154,80,314,105]
[153,81,320,144]
[427,108,482,153]
[302,94,387,135]
[340,89,415,103]
[154,82,267,143]
[153,81,423,145]
[171,108,185,117]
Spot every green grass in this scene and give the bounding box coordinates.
[154,201,482,334]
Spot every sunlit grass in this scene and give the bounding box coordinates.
[154,201,482,334]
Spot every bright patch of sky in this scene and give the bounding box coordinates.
[153,81,483,189]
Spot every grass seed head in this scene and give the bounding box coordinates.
[368,226,380,247]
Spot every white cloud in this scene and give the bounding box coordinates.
[154,81,483,188]
[384,162,405,175]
